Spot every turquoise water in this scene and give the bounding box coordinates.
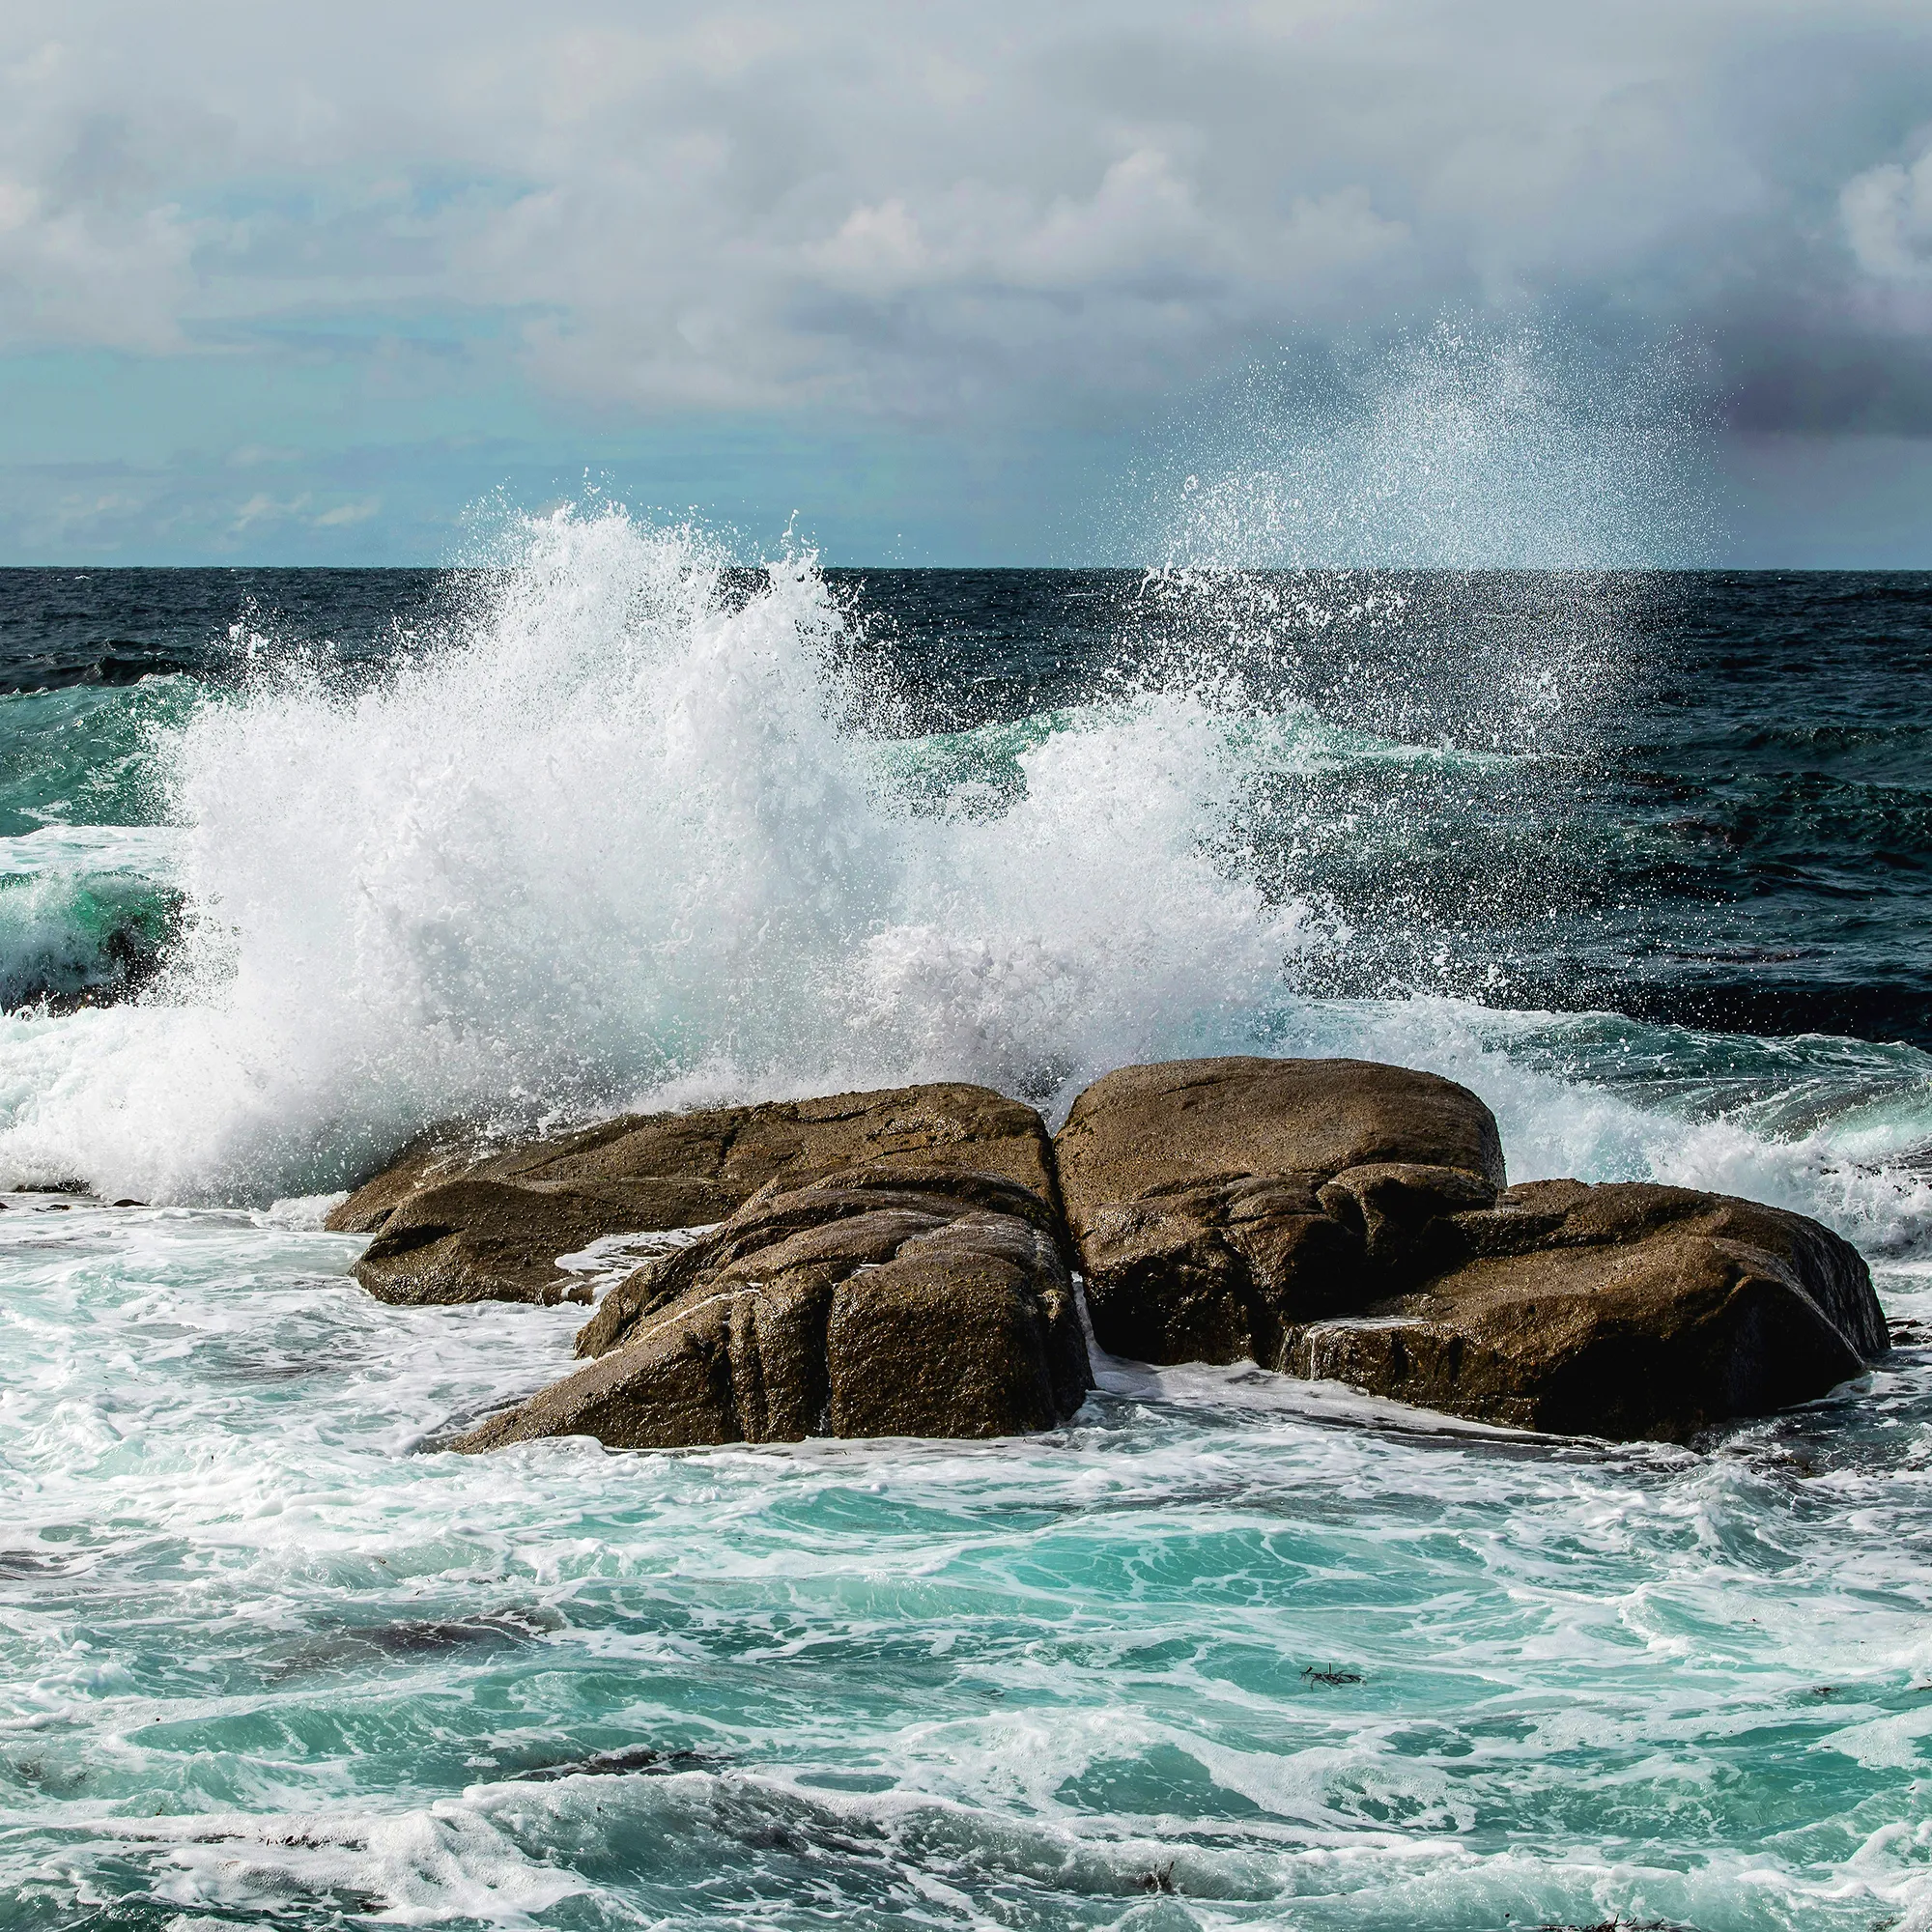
[4,531,1932,1927]
[5,1201,1929,1929]
[0,679,192,1010]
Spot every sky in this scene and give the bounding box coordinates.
[2,1,1931,566]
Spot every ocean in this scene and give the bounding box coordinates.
[3,510,1930,1930]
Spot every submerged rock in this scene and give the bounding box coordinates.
[453,1167,1090,1451]
[3,882,185,1015]
[343,1082,1059,1308]
[1054,1057,1886,1440]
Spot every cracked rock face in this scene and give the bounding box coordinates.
[340,1083,1060,1308]
[453,1168,1091,1451]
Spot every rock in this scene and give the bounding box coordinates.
[1052,1056,1885,1440]
[1283,1180,1887,1439]
[343,1083,1059,1308]
[360,1054,1886,1445]
[1053,1056,1505,1368]
[452,1167,1091,1451]
[355,1178,625,1306]
[326,1126,483,1235]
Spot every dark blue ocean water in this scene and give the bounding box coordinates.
[3,531,1930,1932]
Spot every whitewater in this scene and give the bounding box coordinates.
[4,511,1932,1929]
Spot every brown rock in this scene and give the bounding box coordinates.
[325,1126,484,1234]
[346,1083,1059,1308]
[1054,1057,1505,1367]
[452,1167,1090,1452]
[711,1085,1062,1204]
[577,1163,1067,1358]
[354,1179,623,1307]
[1052,1056,1884,1441]
[1283,1180,1887,1440]
[1057,1056,1506,1204]
[1443,1180,1888,1362]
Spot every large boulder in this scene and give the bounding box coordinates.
[1053,1057,1505,1369]
[1284,1179,1887,1439]
[1053,1056,1886,1441]
[344,1084,1059,1308]
[453,1167,1090,1451]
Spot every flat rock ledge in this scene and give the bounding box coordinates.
[334,1083,1058,1306]
[333,1056,1887,1449]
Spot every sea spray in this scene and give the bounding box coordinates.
[0,516,1925,1259]
[0,511,1319,1202]
[1139,323,1715,575]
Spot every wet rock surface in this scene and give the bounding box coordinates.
[1053,1056,1506,1371]
[355,1178,621,1307]
[326,1127,484,1236]
[340,1083,1058,1307]
[1053,1058,1887,1441]
[342,1056,1887,1448]
[1283,1179,1887,1439]
[454,1167,1089,1452]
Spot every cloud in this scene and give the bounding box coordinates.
[1,0,1931,482]
[222,491,376,534]
[1843,143,1932,283]
[230,491,311,532]
[314,496,381,526]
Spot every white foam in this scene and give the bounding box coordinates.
[0,824,185,880]
[0,511,1316,1204]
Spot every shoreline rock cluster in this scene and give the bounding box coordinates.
[326,1057,1889,1449]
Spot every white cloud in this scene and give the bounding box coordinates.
[229,492,311,532]
[314,497,381,526]
[1843,144,1932,284]
[0,1,1927,430]
[0,191,199,354]
[811,198,930,296]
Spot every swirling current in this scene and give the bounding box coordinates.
[2,513,1930,1930]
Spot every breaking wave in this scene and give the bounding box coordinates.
[0,504,1924,1257]
[0,511,1319,1201]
